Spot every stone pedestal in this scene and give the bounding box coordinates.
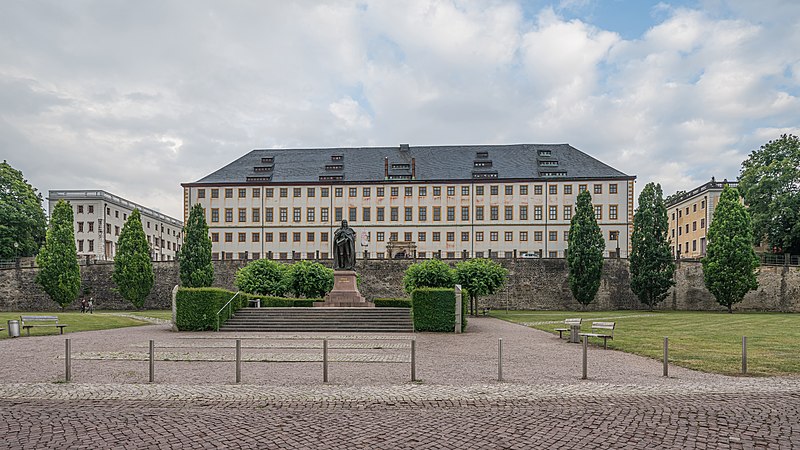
[314,270,373,307]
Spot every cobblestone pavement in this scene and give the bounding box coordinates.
[2,317,800,448]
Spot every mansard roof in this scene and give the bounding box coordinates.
[185,143,633,186]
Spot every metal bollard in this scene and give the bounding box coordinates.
[235,339,242,384]
[411,339,417,382]
[149,340,155,383]
[742,336,747,375]
[323,339,328,383]
[663,337,669,377]
[65,339,71,382]
[498,338,503,382]
[581,335,588,380]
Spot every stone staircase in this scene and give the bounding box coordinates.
[218,307,414,333]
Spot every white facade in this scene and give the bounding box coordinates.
[48,190,183,261]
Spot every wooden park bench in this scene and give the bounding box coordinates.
[579,322,615,349]
[554,318,582,339]
[20,315,68,336]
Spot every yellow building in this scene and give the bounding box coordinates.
[182,144,635,261]
[665,178,737,259]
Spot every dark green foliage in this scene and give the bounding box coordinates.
[567,190,605,307]
[175,287,246,331]
[374,298,412,308]
[112,209,154,309]
[738,134,800,254]
[286,260,334,298]
[402,259,456,293]
[178,203,214,287]
[702,187,760,313]
[35,200,80,308]
[455,258,507,316]
[630,183,676,309]
[411,288,467,332]
[235,259,289,296]
[0,161,47,259]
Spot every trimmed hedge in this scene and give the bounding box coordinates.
[176,287,247,331]
[411,288,468,332]
[375,298,412,308]
[258,296,318,307]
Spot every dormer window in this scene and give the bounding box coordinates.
[539,160,559,167]
[537,150,552,157]
[476,151,489,158]
[331,155,343,161]
[254,166,273,172]
[261,157,274,163]
[474,160,493,168]
[391,163,410,170]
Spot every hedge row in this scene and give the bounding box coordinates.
[374,298,412,308]
[411,288,468,332]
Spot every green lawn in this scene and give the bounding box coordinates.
[491,310,800,376]
[0,310,172,339]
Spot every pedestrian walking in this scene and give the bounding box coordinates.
[80,298,87,313]
[88,297,94,314]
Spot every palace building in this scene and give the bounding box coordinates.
[48,190,184,262]
[182,144,635,261]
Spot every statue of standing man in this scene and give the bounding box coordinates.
[333,220,356,271]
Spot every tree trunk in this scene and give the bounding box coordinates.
[728,304,733,314]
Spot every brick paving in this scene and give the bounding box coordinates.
[2,316,800,448]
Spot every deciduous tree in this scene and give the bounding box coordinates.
[455,258,508,316]
[286,260,334,298]
[235,259,289,296]
[567,190,604,307]
[403,259,456,294]
[113,209,154,309]
[36,200,80,308]
[0,161,47,259]
[178,204,214,287]
[630,183,675,310]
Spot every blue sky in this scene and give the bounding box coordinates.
[1,0,798,219]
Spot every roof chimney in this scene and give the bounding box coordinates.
[399,143,410,152]
[384,157,389,179]
[411,158,416,180]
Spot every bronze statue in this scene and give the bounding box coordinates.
[333,220,356,270]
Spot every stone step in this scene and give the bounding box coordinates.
[219,307,414,333]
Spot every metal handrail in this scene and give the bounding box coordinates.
[216,291,241,331]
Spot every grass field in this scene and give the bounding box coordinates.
[491,310,800,376]
[0,310,172,339]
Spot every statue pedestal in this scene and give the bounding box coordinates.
[314,270,373,307]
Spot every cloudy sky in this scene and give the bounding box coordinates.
[2,0,798,220]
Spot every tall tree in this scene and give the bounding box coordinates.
[630,183,676,310]
[567,190,605,307]
[738,134,800,254]
[36,200,81,308]
[702,186,759,313]
[178,203,214,287]
[113,209,154,309]
[455,258,508,316]
[0,161,47,259]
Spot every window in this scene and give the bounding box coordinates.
[376,207,385,221]
[534,206,542,221]
[225,232,233,243]
[447,206,455,221]
[476,231,484,241]
[549,231,558,241]
[419,186,427,196]
[490,206,499,220]
[252,232,260,242]
[88,222,94,232]
[447,186,455,196]
[377,232,385,242]
[335,207,343,222]
[594,205,602,220]
[701,199,706,209]
[504,231,513,241]
[534,185,542,195]
[265,188,274,198]
[462,186,470,196]
[349,187,357,197]
[432,232,441,242]
[252,188,260,198]
[549,206,557,221]
[549,251,558,258]
[88,205,94,214]
[520,205,528,221]
[293,208,302,222]
[461,206,470,221]
[305,187,315,197]
[609,205,618,220]
[238,232,246,243]
[693,240,697,251]
[115,210,119,218]
[390,232,398,241]
[405,187,413,196]
[534,231,543,241]
[321,188,329,197]
[363,207,370,222]
[476,206,484,221]
[693,204,697,212]
[520,231,528,241]
[391,187,399,197]
[419,207,427,221]
[564,185,572,195]
[476,185,484,195]
[563,205,572,221]
[609,231,619,241]
[433,207,441,221]
[490,231,498,241]
[252,208,260,223]
[418,232,427,242]
[290,187,300,198]
[362,187,370,197]
[701,218,705,228]
[335,188,343,197]
[490,185,498,195]
[225,188,233,198]
[211,189,219,198]
[293,232,301,242]
[88,240,94,251]
[505,206,513,220]
[321,232,329,242]
[106,224,111,234]
[321,208,329,222]
[564,231,569,241]
[391,207,399,221]
[462,232,470,241]
[77,222,84,232]
[280,188,288,198]
[77,240,84,252]
[403,232,411,241]
[579,184,587,192]
[349,207,357,222]
[433,186,441,196]
[211,232,219,242]
[609,184,617,194]
[307,232,315,242]
[693,221,697,231]
[520,185,528,195]
[549,185,558,195]
[280,208,288,222]
[505,185,513,195]
[594,184,602,194]
[239,208,247,222]
[238,188,246,198]
[377,187,384,197]
[225,208,233,222]
[446,232,455,242]
[405,207,413,221]
[308,208,316,222]
[265,207,274,222]
[265,233,273,242]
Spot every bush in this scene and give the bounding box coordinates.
[411,288,468,332]
[235,259,289,296]
[257,296,318,307]
[286,260,334,298]
[176,287,245,331]
[403,259,456,293]
[374,298,412,308]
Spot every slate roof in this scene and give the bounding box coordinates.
[186,144,633,185]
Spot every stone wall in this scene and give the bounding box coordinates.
[1,259,798,312]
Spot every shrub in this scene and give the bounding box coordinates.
[286,260,334,298]
[235,259,289,296]
[176,287,245,331]
[113,209,154,309]
[411,288,468,332]
[257,296,318,307]
[403,259,456,293]
[374,298,412,308]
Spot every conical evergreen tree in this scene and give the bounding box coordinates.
[702,186,759,313]
[113,209,154,309]
[567,190,605,307]
[36,200,81,308]
[178,203,214,287]
[630,183,675,310]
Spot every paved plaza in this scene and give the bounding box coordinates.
[2,317,800,448]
